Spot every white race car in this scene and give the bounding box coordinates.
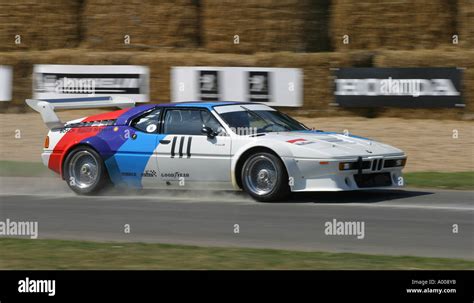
[27,97,407,202]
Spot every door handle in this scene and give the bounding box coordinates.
[159,139,171,144]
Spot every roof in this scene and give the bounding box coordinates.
[171,101,248,109]
[115,101,256,125]
[135,101,255,110]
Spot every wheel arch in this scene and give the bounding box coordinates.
[60,143,104,180]
[233,146,290,190]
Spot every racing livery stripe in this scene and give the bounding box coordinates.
[170,136,177,158]
[49,107,134,177]
[178,136,185,158]
[82,108,131,122]
[48,126,105,175]
[104,132,165,188]
[287,138,307,144]
[187,136,192,158]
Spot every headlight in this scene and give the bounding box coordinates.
[339,162,352,170]
[339,162,351,170]
[339,159,376,171]
[384,158,407,168]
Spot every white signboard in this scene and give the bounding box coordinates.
[171,67,302,107]
[33,65,149,102]
[0,65,13,101]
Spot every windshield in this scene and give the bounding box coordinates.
[217,105,309,135]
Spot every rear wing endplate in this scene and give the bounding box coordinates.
[26,96,135,130]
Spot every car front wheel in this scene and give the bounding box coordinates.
[241,152,290,202]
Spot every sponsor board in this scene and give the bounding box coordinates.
[172,67,302,107]
[334,68,463,108]
[0,65,13,101]
[33,65,149,102]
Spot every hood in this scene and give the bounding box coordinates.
[263,131,404,159]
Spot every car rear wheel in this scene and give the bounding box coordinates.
[64,146,110,195]
[241,152,290,202]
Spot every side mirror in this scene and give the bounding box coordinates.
[201,126,216,138]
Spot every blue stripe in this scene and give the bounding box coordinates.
[108,132,165,188]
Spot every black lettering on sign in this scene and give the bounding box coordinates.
[248,71,271,102]
[199,70,219,101]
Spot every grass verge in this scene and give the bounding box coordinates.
[403,171,474,190]
[0,160,54,178]
[0,238,473,270]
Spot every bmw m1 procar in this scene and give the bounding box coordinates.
[27,97,407,202]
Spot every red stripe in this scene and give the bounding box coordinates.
[287,138,306,144]
[48,108,129,176]
[82,108,130,122]
[48,126,105,176]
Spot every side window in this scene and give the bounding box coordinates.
[200,110,226,135]
[131,109,161,133]
[163,109,224,135]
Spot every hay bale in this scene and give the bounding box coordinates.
[374,50,474,119]
[330,0,457,51]
[81,0,199,50]
[458,0,474,48]
[202,0,330,53]
[0,0,81,51]
[0,51,41,109]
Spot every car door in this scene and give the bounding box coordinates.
[156,107,232,189]
[108,108,163,188]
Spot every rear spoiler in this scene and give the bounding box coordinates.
[26,96,135,130]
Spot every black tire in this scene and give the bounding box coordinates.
[241,152,290,202]
[63,146,110,195]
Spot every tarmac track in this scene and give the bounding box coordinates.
[0,177,473,259]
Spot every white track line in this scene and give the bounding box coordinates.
[0,193,472,211]
[313,202,474,211]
